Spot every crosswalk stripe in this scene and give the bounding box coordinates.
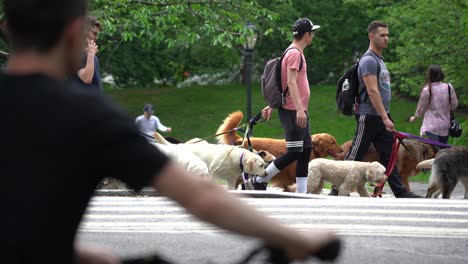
[89,197,468,208]
[79,222,468,238]
[83,214,468,223]
[85,208,468,216]
[80,196,468,239]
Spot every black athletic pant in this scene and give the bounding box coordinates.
[273,107,312,178]
[345,114,408,195]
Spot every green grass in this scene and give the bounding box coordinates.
[105,83,468,185]
[105,83,467,145]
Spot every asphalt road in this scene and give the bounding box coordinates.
[77,191,468,264]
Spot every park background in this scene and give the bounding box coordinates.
[0,0,467,148]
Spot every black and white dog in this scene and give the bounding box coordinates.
[417,146,468,199]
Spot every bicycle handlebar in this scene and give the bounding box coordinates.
[121,239,341,264]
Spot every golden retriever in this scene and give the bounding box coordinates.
[337,139,438,191]
[154,132,268,190]
[216,111,343,190]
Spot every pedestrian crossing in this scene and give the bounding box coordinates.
[80,196,468,239]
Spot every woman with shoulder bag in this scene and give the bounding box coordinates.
[409,64,459,144]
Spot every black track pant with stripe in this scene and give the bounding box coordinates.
[273,108,312,178]
[345,114,408,196]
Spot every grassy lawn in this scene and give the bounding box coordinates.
[105,83,468,184]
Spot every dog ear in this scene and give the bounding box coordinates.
[366,163,376,181]
[247,158,254,171]
[311,135,323,153]
[257,151,267,158]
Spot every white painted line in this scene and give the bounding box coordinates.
[89,196,468,208]
[83,213,468,223]
[85,206,468,214]
[78,222,468,238]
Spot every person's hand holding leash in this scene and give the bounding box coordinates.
[262,106,272,121]
[383,116,394,131]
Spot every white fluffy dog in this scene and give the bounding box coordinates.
[307,158,387,197]
[151,143,211,179]
[153,132,267,189]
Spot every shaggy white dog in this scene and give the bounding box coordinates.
[153,132,267,189]
[307,158,387,197]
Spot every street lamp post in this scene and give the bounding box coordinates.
[243,22,258,122]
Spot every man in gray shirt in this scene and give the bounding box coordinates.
[343,21,421,198]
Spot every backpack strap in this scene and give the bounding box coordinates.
[358,53,381,103]
[279,47,304,97]
[281,47,303,72]
[448,83,452,104]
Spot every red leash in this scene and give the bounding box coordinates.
[372,130,407,197]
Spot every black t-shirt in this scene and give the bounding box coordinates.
[0,73,170,263]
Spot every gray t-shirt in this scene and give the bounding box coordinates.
[357,50,391,116]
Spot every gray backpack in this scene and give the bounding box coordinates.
[261,47,303,108]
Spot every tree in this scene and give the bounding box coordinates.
[89,0,289,85]
[346,0,468,109]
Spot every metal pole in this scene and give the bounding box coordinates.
[244,49,252,122]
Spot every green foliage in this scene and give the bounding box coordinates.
[89,0,287,86]
[386,0,467,105]
[347,0,468,108]
[90,1,287,49]
[254,0,372,84]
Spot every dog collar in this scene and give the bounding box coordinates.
[239,152,245,171]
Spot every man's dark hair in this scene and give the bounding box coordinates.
[367,20,388,34]
[293,32,309,41]
[2,0,88,52]
[87,15,102,30]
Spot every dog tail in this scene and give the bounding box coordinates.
[416,158,434,169]
[216,110,243,145]
[153,132,171,145]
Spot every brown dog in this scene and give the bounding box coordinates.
[216,111,343,190]
[337,139,438,191]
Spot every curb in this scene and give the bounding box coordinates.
[94,188,328,199]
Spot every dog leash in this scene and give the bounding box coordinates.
[394,131,452,148]
[209,146,239,175]
[372,130,453,197]
[240,111,264,152]
[138,125,250,144]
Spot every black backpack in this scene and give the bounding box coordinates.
[336,54,379,116]
[261,47,303,108]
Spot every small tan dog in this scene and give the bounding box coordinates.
[338,139,437,191]
[307,158,387,197]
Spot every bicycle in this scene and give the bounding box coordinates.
[122,241,341,264]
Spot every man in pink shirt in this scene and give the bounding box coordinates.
[247,18,319,193]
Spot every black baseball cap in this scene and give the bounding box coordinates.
[143,104,154,114]
[292,18,320,35]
